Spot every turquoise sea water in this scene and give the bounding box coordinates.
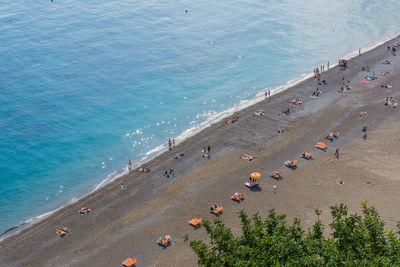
[1,0,400,235]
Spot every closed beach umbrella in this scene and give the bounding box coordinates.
[250,172,261,179]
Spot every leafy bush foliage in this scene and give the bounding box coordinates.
[186,202,400,266]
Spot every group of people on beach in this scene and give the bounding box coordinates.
[201,146,211,159]
[225,113,240,124]
[168,138,176,151]
[384,97,397,107]
[388,45,397,56]
[338,59,348,70]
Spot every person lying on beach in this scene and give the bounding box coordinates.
[241,154,256,161]
[381,59,391,64]
[381,71,390,76]
[336,179,344,185]
[174,153,184,159]
[253,110,264,116]
[210,204,217,211]
[282,108,290,115]
[79,207,91,214]
[337,86,344,93]
[289,98,304,104]
[364,75,377,81]
[361,66,369,71]
[139,167,150,173]
[386,97,398,107]
[381,82,392,88]
[359,111,368,116]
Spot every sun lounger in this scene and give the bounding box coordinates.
[271,171,283,179]
[211,206,223,215]
[301,152,313,160]
[188,218,202,228]
[231,192,245,201]
[285,160,297,169]
[122,258,136,267]
[315,141,328,150]
[157,235,171,247]
[245,182,260,188]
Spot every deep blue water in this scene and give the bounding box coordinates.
[1,0,400,235]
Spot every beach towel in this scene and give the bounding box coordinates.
[362,79,371,83]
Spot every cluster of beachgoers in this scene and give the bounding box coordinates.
[2,36,400,266]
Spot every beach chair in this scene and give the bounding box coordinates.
[231,193,245,201]
[315,141,328,151]
[157,235,171,247]
[188,218,202,228]
[211,206,223,215]
[122,258,136,267]
[284,160,297,169]
[301,152,313,160]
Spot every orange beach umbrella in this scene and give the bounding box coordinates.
[250,172,262,179]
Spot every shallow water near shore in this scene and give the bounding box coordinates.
[1,0,400,235]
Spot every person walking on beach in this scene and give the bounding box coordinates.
[207,145,211,160]
[128,160,133,170]
[359,48,361,56]
[172,138,175,148]
[335,148,339,159]
[168,138,172,151]
[327,61,329,70]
